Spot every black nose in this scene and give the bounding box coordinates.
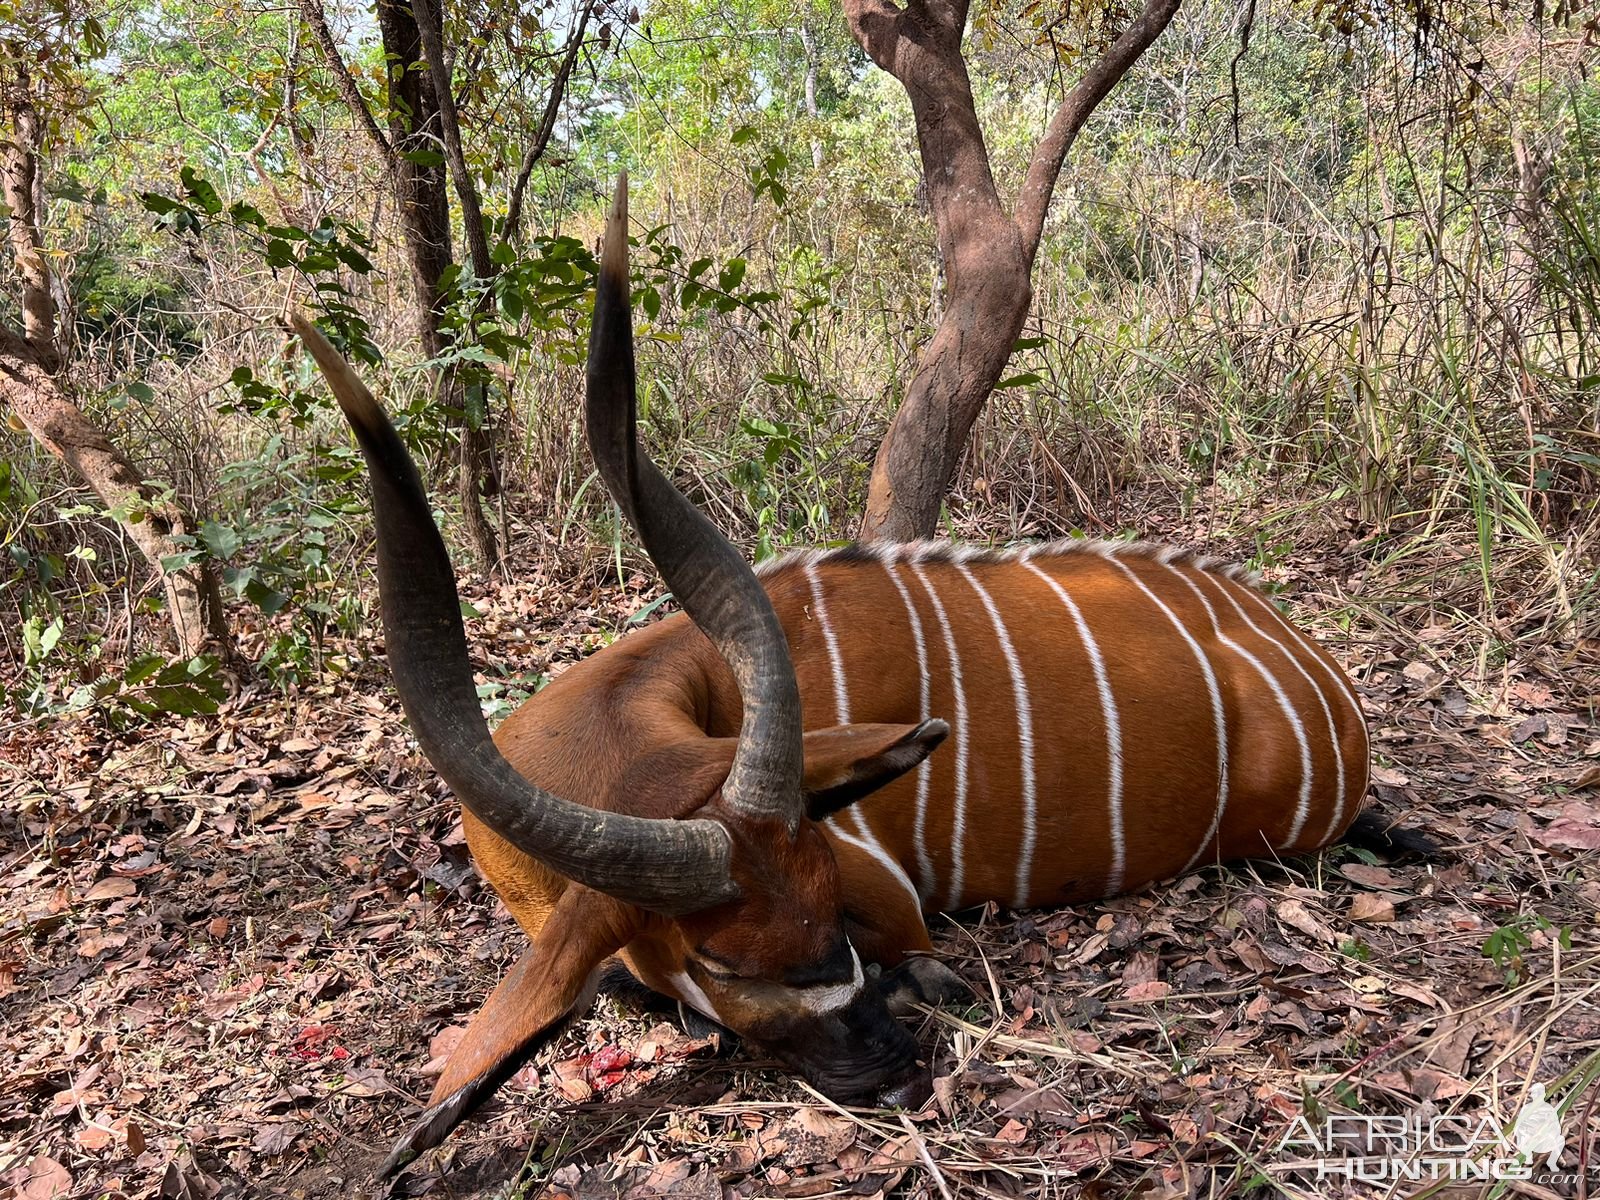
[876,1065,932,1110]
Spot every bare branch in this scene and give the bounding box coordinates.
[298,0,395,171]
[1015,0,1182,265]
[504,0,594,244]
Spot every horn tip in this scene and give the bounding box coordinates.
[290,311,387,436]
[600,172,629,293]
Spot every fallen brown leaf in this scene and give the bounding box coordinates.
[1348,893,1396,923]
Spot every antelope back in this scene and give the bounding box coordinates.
[759,540,1370,912]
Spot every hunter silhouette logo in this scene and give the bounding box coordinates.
[1511,1084,1564,1170]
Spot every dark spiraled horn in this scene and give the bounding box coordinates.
[585,174,804,830]
[290,313,739,916]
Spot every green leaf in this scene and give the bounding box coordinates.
[139,192,182,216]
[760,371,809,390]
[400,148,445,167]
[160,549,204,571]
[38,617,63,659]
[123,653,167,686]
[228,201,266,228]
[198,521,241,558]
[179,166,223,215]
[994,372,1043,391]
[124,381,156,403]
[265,238,295,269]
[245,578,289,615]
[719,259,747,291]
[220,566,255,595]
[335,245,374,274]
[141,683,221,716]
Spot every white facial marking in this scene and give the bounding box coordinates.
[793,942,866,1015]
[667,970,724,1024]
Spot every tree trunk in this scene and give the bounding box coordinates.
[2,70,59,368]
[861,230,1032,541]
[2,70,232,660]
[303,0,598,573]
[844,0,1180,542]
[375,0,455,361]
[1,332,231,657]
[374,0,499,571]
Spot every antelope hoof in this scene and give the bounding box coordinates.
[378,1081,480,1178]
[879,957,967,1017]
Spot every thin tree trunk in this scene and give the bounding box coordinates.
[2,71,58,368]
[504,0,593,243]
[373,0,456,360]
[2,71,232,659]
[403,0,502,573]
[800,22,824,172]
[371,0,498,570]
[844,0,1180,542]
[301,0,601,572]
[1,332,230,657]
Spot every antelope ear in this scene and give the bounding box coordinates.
[802,720,950,821]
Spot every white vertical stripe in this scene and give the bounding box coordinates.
[1192,570,1346,846]
[1103,554,1230,873]
[1158,562,1314,848]
[957,563,1037,908]
[805,563,922,911]
[807,563,852,722]
[1021,554,1126,894]
[1232,585,1370,842]
[910,561,970,910]
[884,561,936,901]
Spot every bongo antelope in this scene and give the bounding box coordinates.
[292,176,1374,1176]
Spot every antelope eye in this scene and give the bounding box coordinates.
[690,954,743,984]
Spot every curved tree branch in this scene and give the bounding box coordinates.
[297,0,395,172]
[504,0,593,243]
[1015,0,1182,265]
[844,0,1180,541]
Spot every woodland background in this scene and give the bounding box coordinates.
[2,0,1600,1197]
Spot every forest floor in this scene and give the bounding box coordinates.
[3,514,1599,1200]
